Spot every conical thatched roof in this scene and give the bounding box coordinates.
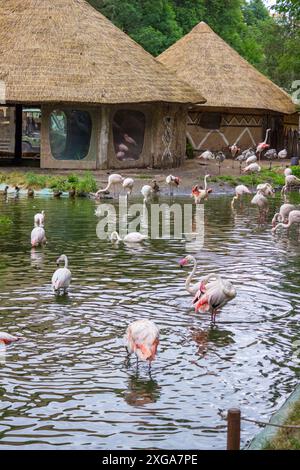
[158,22,295,114]
[0,0,205,106]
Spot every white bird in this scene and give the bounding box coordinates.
[166,175,180,196]
[243,162,261,174]
[51,254,72,295]
[245,154,257,165]
[31,226,46,248]
[284,167,293,177]
[198,150,214,161]
[96,174,124,198]
[256,183,275,197]
[231,184,251,208]
[278,149,288,159]
[272,210,300,234]
[110,231,147,244]
[251,191,269,211]
[272,204,296,227]
[34,210,45,227]
[141,185,152,203]
[281,174,300,195]
[124,319,159,366]
[122,177,134,196]
[119,143,129,153]
[179,255,236,323]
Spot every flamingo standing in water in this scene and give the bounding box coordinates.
[191,175,212,204]
[51,254,72,295]
[256,183,275,197]
[141,185,152,203]
[256,128,271,161]
[231,184,251,208]
[179,256,236,323]
[251,190,269,214]
[34,210,45,227]
[31,226,46,247]
[124,319,159,369]
[272,203,296,227]
[272,210,300,234]
[122,178,134,196]
[166,175,180,196]
[96,174,124,198]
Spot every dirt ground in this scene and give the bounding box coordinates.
[0,157,290,196]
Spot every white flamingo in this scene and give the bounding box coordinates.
[141,185,152,203]
[245,154,257,165]
[243,162,261,174]
[256,128,271,160]
[278,149,288,159]
[231,184,251,208]
[124,319,159,367]
[31,226,46,247]
[179,255,236,323]
[191,174,212,204]
[284,167,292,177]
[34,210,45,227]
[166,175,180,196]
[51,254,72,295]
[197,150,214,161]
[272,210,300,234]
[251,190,269,215]
[229,143,240,159]
[96,174,124,198]
[256,183,275,197]
[282,174,300,195]
[122,178,134,196]
[272,204,296,227]
[110,231,147,244]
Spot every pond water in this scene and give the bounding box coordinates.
[0,193,299,450]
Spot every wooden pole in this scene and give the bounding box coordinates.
[14,104,22,163]
[227,408,241,450]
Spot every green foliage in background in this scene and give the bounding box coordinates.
[87,0,299,92]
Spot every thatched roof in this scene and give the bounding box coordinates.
[158,22,296,115]
[0,0,205,106]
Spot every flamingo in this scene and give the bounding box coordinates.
[34,210,45,227]
[243,162,261,174]
[278,149,288,160]
[251,190,269,213]
[110,231,147,243]
[256,128,271,161]
[124,319,159,368]
[256,183,275,197]
[124,134,137,146]
[265,149,277,169]
[96,174,124,198]
[231,185,251,208]
[284,167,292,177]
[272,204,296,227]
[191,175,212,204]
[281,174,300,195]
[229,143,240,159]
[119,143,129,153]
[31,226,46,247]
[51,254,72,295]
[141,185,152,203]
[245,154,257,165]
[0,332,21,346]
[123,177,134,196]
[166,175,180,196]
[197,150,214,162]
[179,256,236,323]
[272,210,300,234]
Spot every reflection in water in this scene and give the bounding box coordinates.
[0,194,299,449]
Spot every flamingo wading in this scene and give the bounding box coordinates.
[52,255,72,295]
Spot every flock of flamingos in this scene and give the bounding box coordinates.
[1,140,300,370]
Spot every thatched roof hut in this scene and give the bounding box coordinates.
[0,0,205,169]
[158,22,297,154]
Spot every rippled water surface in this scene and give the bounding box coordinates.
[0,193,299,449]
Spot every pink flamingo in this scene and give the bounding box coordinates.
[229,143,240,159]
[231,184,251,208]
[124,319,159,369]
[0,332,21,346]
[272,203,296,227]
[31,226,46,247]
[272,210,300,234]
[34,210,45,227]
[191,175,212,204]
[256,128,271,161]
[166,175,180,196]
[52,255,72,295]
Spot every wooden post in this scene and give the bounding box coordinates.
[227,408,241,450]
[14,104,22,163]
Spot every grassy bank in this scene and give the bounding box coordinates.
[210,166,300,187]
[0,171,97,193]
[263,401,300,450]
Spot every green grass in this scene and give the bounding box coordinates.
[209,168,291,187]
[263,402,300,450]
[0,216,13,231]
[0,171,97,194]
